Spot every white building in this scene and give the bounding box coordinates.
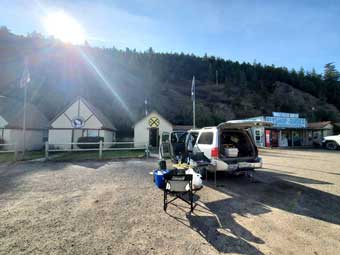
[133,111,191,147]
[0,97,48,151]
[48,97,117,149]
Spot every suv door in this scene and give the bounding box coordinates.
[159,131,171,158]
[159,131,188,159]
[195,131,215,159]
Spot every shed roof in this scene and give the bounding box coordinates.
[133,110,173,128]
[308,121,333,129]
[0,96,49,130]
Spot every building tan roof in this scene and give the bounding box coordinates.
[308,121,333,129]
[0,96,48,130]
[49,96,117,131]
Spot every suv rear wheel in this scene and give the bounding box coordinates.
[325,141,338,150]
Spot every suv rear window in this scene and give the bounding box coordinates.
[198,132,213,144]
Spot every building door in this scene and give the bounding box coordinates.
[271,130,279,147]
[149,128,159,147]
[265,130,271,147]
[253,128,263,147]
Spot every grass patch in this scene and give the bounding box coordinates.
[0,152,16,162]
[49,150,145,161]
[0,150,45,163]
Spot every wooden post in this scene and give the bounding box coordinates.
[99,140,103,159]
[145,143,149,159]
[45,141,49,160]
[14,143,18,161]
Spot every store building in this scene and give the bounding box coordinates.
[48,97,117,149]
[0,97,48,151]
[243,112,334,148]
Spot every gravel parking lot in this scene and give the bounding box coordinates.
[0,149,339,255]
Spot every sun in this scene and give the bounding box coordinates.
[43,11,85,44]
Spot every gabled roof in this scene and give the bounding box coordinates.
[308,121,333,129]
[133,110,173,127]
[81,97,117,131]
[50,96,117,131]
[0,96,49,129]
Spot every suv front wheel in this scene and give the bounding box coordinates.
[325,141,339,150]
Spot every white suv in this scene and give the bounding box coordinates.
[322,134,340,150]
[159,121,270,183]
[194,121,270,181]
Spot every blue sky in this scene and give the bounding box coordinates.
[1,0,339,73]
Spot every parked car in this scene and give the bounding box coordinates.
[321,134,340,150]
[159,121,271,183]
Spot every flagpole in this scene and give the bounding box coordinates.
[22,83,27,158]
[192,76,196,129]
[193,96,196,129]
[20,57,30,159]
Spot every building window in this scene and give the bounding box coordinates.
[255,130,261,141]
[88,130,99,137]
[0,128,4,139]
[198,132,213,145]
[82,129,99,137]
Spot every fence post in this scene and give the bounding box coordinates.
[14,143,18,161]
[99,140,103,159]
[45,141,49,160]
[145,143,149,159]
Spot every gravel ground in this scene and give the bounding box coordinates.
[0,149,339,255]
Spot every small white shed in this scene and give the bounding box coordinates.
[134,111,173,147]
[48,97,117,149]
[0,97,48,151]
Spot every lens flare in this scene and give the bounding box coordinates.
[43,11,85,44]
[78,49,133,120]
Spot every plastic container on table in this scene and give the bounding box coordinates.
[224,148,239,157]
[153,169,170,189]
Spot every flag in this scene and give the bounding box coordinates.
[144,99,148,116]
[20,59,31,88]
[191,76,195,101]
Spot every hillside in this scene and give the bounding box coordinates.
[1,27,340,131]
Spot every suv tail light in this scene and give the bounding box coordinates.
[211,147,219,158]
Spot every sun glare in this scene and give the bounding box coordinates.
[43,11,85,44]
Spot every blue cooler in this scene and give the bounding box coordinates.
[153,169,170,189]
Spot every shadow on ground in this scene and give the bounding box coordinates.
[166,193,268,254]
[166,167,340,254]
[206,169,340,225]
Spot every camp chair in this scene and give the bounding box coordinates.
[163,174,194,212]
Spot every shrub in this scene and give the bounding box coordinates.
[77,136,104,149]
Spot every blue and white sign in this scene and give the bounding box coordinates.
[272,112,299,118]
[265,116,306,128]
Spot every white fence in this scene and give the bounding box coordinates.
[45,141,149,160]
